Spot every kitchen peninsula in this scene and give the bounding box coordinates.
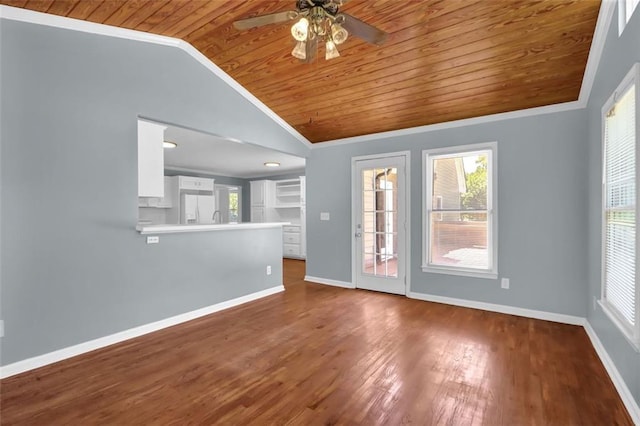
[136,221,288,234]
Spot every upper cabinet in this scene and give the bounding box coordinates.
[178,176,214,192]
[250,180,273,206]
[138,120,167,197]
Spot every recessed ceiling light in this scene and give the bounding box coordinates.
[163,141,178,149]
[264,162,280,167]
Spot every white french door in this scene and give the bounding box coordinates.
[353,154,408,295]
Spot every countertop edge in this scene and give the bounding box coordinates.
[137,222,291,234]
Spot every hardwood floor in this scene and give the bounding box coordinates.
[1,259,632,425]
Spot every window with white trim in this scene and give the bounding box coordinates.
[423,142,497,279]
[619,0,639,35]
[601,63,640,351]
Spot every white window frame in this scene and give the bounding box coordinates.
[619,0,639,36]
[422,142,498,279]
[600,63,640,352]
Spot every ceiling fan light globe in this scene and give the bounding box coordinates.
[292,41,307,60]
[325,40,340,60]
[291,17,309,41]
[331,24,348,45]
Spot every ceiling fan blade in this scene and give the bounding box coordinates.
[339,13,388,45]
[303,37,318,63]
[233,11,298,31]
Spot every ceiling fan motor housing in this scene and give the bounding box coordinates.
[296,0,340,16]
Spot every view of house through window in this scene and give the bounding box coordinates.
[424,143,496,278]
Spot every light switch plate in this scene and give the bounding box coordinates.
[320,212,330,221]
[146,236,159,244]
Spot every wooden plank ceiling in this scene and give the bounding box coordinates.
[2,0,601,143]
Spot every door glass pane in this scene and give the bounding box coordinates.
[361,167,399,278]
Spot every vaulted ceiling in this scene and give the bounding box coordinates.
[1,0,601,143]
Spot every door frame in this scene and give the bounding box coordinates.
[351,151,411,294]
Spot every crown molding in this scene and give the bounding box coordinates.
[0,5,313,150]
[578,0,616,104]
[0,2,617,151]
[312,101,583,148]
[312,0,616,149]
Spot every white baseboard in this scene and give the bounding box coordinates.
[304,275,354,289]
[583,321,640,425]
[407,291,585,325]
[0,285,284,379]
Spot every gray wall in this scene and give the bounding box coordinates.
[307,110,588,317]
[586,3,640,408]
[0,20,306,364]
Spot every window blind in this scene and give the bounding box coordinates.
[604,84,636,328]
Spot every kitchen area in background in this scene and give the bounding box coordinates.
[137,119,307,258]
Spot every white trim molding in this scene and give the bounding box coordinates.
[304,275,355,289]
[0,5,312,149]
[422,142,498,280]
[579,0,616,103]
[0,1,616,151]
[583,321,640,425]
[408,291,585,325]
[0,285,285,379]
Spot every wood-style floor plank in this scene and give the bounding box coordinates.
[0,260,632,425]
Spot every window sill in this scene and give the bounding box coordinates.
[421,265,497,280]
[598,300,640,353]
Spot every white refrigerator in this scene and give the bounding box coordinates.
[181,194,215,224]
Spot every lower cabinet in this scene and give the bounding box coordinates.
[283,225,303,259]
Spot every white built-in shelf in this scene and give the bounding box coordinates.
[274,179,303,208]
[274,203,301,209]
[277,183,300,189]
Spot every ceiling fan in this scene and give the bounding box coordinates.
[233,0,388,62]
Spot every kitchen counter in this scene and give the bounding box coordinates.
[136,222,290,235]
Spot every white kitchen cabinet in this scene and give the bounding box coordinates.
[284,243,301,257]
[251,206,266,223]
[250,180,273,206]
[251,177,306,259]
[282,224,303,259]
[178,176,214,191]
[138,120,167,197]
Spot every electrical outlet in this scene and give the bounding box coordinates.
[266,265,272,275]
[146,236,159,244]
[0,320,4,338]
[501,278,510,289]
[593,296,598,311]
